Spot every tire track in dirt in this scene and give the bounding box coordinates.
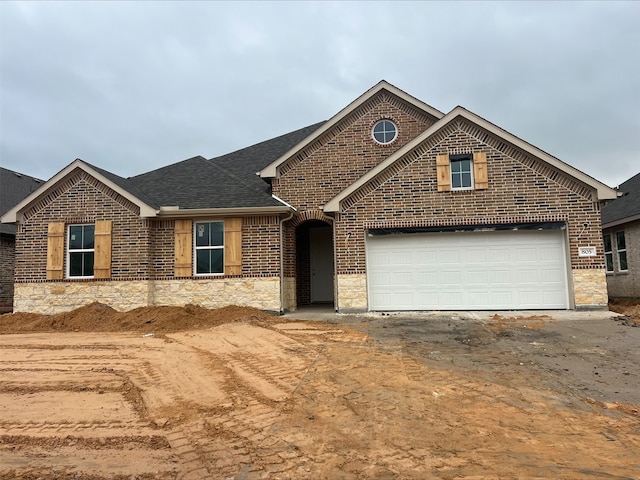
[0,337,179,478]
[156,323,327,478]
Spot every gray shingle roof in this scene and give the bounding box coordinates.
[80,160,160,209]
[130,156,283,209]
[130,122,324,210]
[210,121,326,194]
[0,167,45,235]
[2,122,325,222]
[602,172,640,225]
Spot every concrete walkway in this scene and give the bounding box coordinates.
[284,305,621,322]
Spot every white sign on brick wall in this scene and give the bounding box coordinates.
[578,246,597,257]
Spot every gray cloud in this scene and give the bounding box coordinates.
[1,1,638,188]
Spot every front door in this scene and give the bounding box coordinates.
[309,225,334,303]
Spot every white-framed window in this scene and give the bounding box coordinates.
[450,154,474,190]
[195,221,224,275]
[372,119,397,144]
[68,224,95,278]
[603,233,614,273]
[616,231,628,272]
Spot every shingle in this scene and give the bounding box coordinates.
[130,156,283,209]
[81,160,161,209]
[0,167,45,235]
[210,121,326,193]
[602,172,640,225]
[130,122,324,209]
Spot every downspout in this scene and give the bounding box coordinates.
[330,212,338,313]
[279,208,295,314]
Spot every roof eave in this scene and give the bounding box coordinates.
[259,80,445,179]
[157,205,292,218]
[0,159,159,223]
[602,213,640,229]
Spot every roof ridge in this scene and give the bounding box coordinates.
[210,121,326,163]
[128,155,208,180]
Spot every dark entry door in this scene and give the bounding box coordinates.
[309,225,334,303]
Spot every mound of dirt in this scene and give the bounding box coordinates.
[609,299,640,326]
[0,303,278,334]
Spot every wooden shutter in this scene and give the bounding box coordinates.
[94,220,112,279]
[473,152,488,190]
[46,222,65,280]
[174,219,193,277]
[224,218,242,276]
[436,154,451,192]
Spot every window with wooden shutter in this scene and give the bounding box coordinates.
[224,218,242,276]
[473,152,488,189]
[94,220,112,279]
[437,152,488,191]
[68,224,95,277]
[174,219,193,277]
[46,222,65,280]
[436,154,451,192]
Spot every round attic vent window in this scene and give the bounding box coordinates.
[372,119,397,144]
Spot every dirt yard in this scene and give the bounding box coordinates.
[0,303,639,479]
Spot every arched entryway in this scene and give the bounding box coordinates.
[295,220,334,307]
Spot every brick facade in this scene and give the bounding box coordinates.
[334,119,604,275]
[274,91,607,311]
[273,93,436,212]
[12,170,283,312]
[6,84,612,313]
[15,170,150,282]
[0,235,14,312]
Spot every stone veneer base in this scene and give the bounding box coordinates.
[13,277,281,314]
[336,274,368,312]
[13,268,607,314]
[571,268,608,309]
[336,270,609,312]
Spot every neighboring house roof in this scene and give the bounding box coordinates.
[601,172,640,228]
[259,80,444,178]
[0,167,44,235]
[324,106,618,212]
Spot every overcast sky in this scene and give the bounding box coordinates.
[1,1,638,189]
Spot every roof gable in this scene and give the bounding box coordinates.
[1,159,158,223]
[324,106,617,212]
[259,80,444,179]
[602,171,640,227]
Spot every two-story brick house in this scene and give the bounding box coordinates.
[1,81,617,314]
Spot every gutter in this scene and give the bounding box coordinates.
[157,205,292,217]
[602,213,640,230]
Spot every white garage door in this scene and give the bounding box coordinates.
[366,230,569,310]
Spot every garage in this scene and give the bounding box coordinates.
[366,227,570,310]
